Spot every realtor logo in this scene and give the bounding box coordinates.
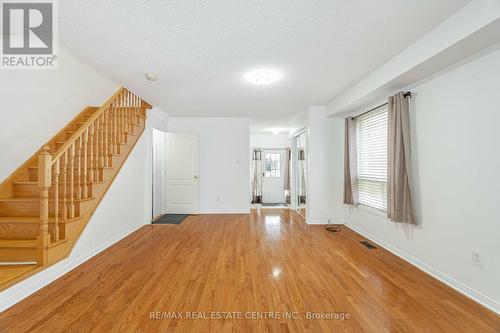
[1,0,58,69]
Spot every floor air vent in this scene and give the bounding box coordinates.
[360,240,377,249]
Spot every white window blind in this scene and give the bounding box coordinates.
[356,105,388,211]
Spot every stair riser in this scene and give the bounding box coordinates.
[13,183,98,198]
[0,201,81,217]
[0,223,64,240]
[0,248,36,262]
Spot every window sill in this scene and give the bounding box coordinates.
[355,204,387,219]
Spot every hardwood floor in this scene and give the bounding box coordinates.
[0,209,498,332]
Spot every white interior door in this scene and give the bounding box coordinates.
[261,149,285,203]
[152,128,166,219]
[166,133,200,214]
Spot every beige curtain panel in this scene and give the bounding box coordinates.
[343,117,358,205]
[283,148,291,191]
[387,92,416,224]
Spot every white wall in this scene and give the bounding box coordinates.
[167,117,250,213]
[330,47,500,313]
[0,108,170,311]
[250,133,290,149]
[306,107,344,225]
[0,47,118,181]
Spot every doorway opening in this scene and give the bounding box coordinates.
[152,131,200,223]
[152,128,167,221]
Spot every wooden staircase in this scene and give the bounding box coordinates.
[0,88,151,290]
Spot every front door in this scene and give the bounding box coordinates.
[261,149,285,204]
[165,133,200,214]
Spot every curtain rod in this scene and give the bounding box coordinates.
[352,91,412,120]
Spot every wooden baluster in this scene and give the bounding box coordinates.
[95,117,100,181]
[131,94,136,126]
[69,143,75,218]
[82,129,88,198]
[136,95,139,124]
[104,109,109,167]
[124,92,130,135]
[76,137,82,200]
[88,124,94,183]
[118,93,123,144]
[130,92,135,132]
[37,146,52,265]
[107,108,113,165]
[62,151,68,221]
[123,92,128,141]
[53,160,60,242]
[99,115,105,171]
[113,101,118,153]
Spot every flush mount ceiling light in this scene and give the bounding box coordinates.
[145,73,157,81]
[245,69,282,86]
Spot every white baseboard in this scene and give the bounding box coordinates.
[307,217,344,225]
[0,224,142,313]
[199,211,250,214]
[346,223,500,315]
[306,218,329,225]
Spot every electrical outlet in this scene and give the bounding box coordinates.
[472,251,483,268]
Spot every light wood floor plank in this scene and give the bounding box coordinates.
[0,210,498,332]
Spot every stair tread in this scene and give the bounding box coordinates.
[0,238,68,248]
[0,239,36,247]
[0,264,38,287]
[0,216,80,224]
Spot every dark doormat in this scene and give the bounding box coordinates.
[262,203,287,207]
[153,214,189,225]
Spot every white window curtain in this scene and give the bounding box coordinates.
[297,149,307,204]
[283,148,291,204]
[251,149,262,203]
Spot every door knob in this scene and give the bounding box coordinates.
[194,175,199,179]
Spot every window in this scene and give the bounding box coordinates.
[356,105,388,211]
[264,153,281,177]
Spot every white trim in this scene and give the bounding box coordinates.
[199,211,250,214]
[356,204,387,218]
[346,223,500,315]
[306,218,329,225]
[0,224,141,312]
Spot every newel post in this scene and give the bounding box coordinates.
[37,145,52,265]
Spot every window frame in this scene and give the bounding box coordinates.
[355,104,388,213]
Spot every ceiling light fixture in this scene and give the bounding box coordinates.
[245,69,282,86]
[145,73,157,81]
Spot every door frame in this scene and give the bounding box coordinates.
[261,148,287,204]
[165,132,200,214]
[291,128,308,219]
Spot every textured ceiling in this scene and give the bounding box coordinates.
[60,0,469,132]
